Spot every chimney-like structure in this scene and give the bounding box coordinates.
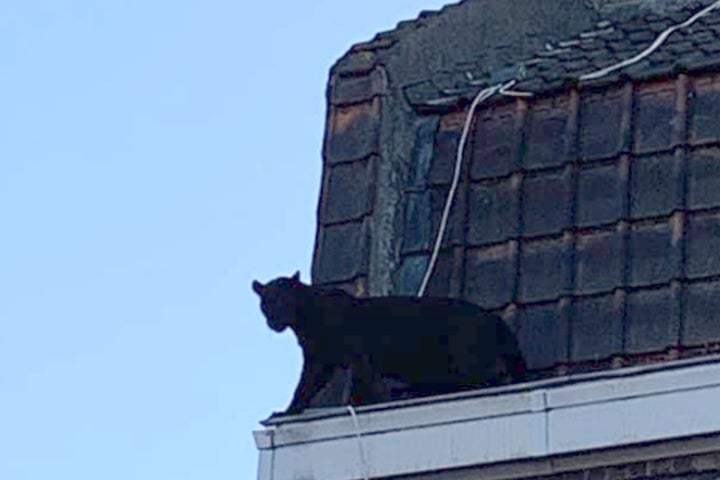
[256,1,720,479]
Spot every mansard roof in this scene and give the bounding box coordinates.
[313,0,720,375]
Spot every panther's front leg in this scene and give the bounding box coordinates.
[285,353,336,414]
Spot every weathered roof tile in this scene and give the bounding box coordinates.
[626,286,681,354]
[572,294,623,362]
[684,280,720,344]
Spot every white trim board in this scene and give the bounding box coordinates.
[254,357,720,480]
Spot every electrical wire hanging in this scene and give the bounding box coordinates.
[416,80,521,297]
[347,405,369,480]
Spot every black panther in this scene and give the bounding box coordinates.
[253,272,525,414]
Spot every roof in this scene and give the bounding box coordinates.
[310,0,720,382]
[397,0,720,109]
[314,1,720,373]
[332,0,604,91]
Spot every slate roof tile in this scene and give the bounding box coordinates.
[571,294,623,362]
[684,280,720,345]
[517,300,570,369]
[625,286,681,354]
[464,244,518,309]
[690,29,717,43]
[686,212,720,278]
[688,149,720,209]
[333,53,377,78]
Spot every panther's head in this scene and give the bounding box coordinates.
[252,271,303,332]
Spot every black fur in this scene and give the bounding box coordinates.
[253,273,525,414]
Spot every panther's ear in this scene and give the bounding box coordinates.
[291,271,301,282]
[252,280,265,295]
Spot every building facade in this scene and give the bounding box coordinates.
[255,1,720,478]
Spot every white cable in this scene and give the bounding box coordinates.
[417,81,513,297]
[499,79,534,98]
[580,0,720,81]
[347,405,369,480]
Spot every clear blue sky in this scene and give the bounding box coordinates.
[0,1,447,479]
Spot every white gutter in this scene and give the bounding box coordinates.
[254,356,720,480]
